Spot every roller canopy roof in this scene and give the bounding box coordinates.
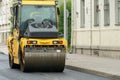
[20,0,57,1]
[21,0,57,5]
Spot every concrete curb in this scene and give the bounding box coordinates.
[66,65,120,80]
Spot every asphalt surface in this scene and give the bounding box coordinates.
[0,54,112,80]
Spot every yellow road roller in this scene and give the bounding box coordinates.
[7,0,67,72]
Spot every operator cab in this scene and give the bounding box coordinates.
[12,1,60,38]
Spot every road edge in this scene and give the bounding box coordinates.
[66,65,120,80]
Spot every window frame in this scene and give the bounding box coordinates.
[94,0,99,27]
[80,0,85,28]
[115,0,120,26]
[104,0,110,26]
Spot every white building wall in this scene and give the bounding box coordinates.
[72,0,120,59]
[0,0,11,44]
[71,0,80,50]
[91,0,100,47]
[0,33,2,43]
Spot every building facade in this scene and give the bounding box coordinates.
[0,0,11,44]
[71,0,120,59]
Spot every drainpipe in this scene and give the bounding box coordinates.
[70,0,73,53]
[64,0,68,40]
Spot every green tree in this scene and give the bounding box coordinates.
[59,2,64,33]
[9,16,14,35]
[67,0,71,48]
[59,0,71,49]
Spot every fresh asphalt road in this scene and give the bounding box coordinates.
[0,54,112,80]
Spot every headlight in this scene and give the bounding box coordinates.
[53,41,58,44]
[27,41,37,44]
[53,40,63,44]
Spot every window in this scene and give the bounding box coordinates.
[94,0,99,26]
[104,0,110,26]
[81,0,85,28]
[21,5,56,27]
[20,5,58,35]
[115,0,120,25]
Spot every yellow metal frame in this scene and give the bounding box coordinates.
[22,0,55,5]
[20,38,67,53]
[8,0,67,65]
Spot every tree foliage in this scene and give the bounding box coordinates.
[9,16,14,35]
[59,0,71,48]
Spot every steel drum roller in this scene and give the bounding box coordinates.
[21,48,66,72]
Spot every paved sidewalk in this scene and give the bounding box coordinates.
[66,54,120,79]
[1,44,120,79]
